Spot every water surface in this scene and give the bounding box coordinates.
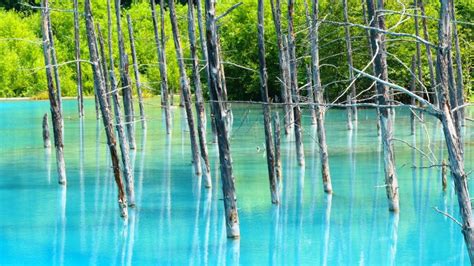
[0,99,473,265]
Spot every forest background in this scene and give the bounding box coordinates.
[0,0,472,102]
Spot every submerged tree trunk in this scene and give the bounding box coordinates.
[287,0,305,166]
[366,0,399,212]
[436,1,474,261]
[205,0,240,238]
[270,0,293,135]
[168,0,202,176]
[42,113,51,148]
[258,0,278,204]
[114,0,136,150]
[84,0,128,218]
[73,0,84,118]
[101,20,136,207]
[310,0,332,193]
[187,0,212,187]
[343,0,357,124]
[40,0,66,186]
[273,112,282,196]
[127,14,147,130]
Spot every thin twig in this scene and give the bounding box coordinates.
[433,207,462,228]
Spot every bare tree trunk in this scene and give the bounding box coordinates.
[42,113,51,148]
[96,24,111,107]
[436,1,474,261]
[273,112,282,196]
[346,95,353,130]
[441,159,447,192]
[114,0,136,150]
[40,0,66,186]
[366,0,399,211]
[73,0,84,117]
[216,37,232,133]
[450,0,465,134]
[419,0,437,105]
[343,0,357,124]
[188,0,212,187]
[287,0,305,167]
[84,0,128,218]
[362,0,381,136]
[270,0,293,135]
[205,0,239,238]
[196,0,217,143]
[168,0,202,176]
[414,0,423,93]
[258,0,278,204]
[47,15,62,114]
[410,55,416,135]
[310,0,332,193]
[127,14,147,130]
[150,0,171,134]
[101,21,136,207]
[303,0,317,126]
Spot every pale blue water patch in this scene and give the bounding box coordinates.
[0,99,473,265]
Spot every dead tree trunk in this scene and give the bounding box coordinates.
[127,14,147,130]
[362,0,381,136]
[187,0,212,187]
[96,24,111,107]
[84,0,128,218]
[413,0,423,96]
[40,0,66,186]
[42,113,51,148]
[273,112,282,196]
[343,0,357,124]
[150,0,171,134]
[205,0,240,238]
[47,15,62,114]
[366,0,399,211]
[73,0,84,117]
[450,0,465,127]
[258,0,278,204]
[410,55,416,135]
[101,21,136,207]
[287,0,305,166]
[168,0,202,176]
[303,0,317,126]
[310,0,332,193]
[419,0,437,105]
[216,37,232,134]
[270,0,293,135]
[196,0,217,142]
[436,0,474,261]
[114,0,136,150]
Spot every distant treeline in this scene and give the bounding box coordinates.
[0,0,472,100]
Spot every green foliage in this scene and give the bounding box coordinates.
[0,0,472,102]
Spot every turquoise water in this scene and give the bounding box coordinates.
[0,99,473,265]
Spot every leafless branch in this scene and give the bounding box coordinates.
[216,2,243,21]
[433,207,462,228]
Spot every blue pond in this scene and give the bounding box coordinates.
[0,99,473,265]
